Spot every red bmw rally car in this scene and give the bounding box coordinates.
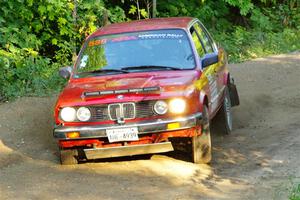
[54,17,239,165]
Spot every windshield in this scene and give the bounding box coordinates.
[75,29,195,77]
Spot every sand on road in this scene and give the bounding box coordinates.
[0,52,300,200]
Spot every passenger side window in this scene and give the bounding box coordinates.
[193,23,214,53]
[190,27,205,58]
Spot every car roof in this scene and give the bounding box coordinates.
[89,17,195,38]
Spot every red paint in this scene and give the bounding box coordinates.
[54,70,201,125]
[89,17,194,39]
[59,127,201,148]
[59,139,101,148]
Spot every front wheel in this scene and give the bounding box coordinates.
[192,105,212,164]
[216,87,233,135]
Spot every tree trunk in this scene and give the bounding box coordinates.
[153,0,157,18]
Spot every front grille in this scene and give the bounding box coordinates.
[93,105,109,121]
[108,103,136,120]
[123,103,136,118]
[108,104,120,120]
[135,101,157,118]
[90,101,158,122]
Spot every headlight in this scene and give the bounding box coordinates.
[154,100,168,115]
[76,107,91,122]
[169,99,186,114]
[60,107,76,122]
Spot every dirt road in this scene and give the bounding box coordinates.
[0,52,299,200]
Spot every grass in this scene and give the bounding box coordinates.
[214,28,300,63]
[290,183,300,200]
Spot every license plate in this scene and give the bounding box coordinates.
[106,127,139,143]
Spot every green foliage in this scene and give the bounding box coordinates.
[0,0,125,100]
[0,0,299,100]
[0,48,64,98]
[108,6,127,23]
[156,0,300,62]
[214,27,300,62]
[224,0,254,15]
[250,8,272,31]
[127,0,150,19]
[290,183,300,200]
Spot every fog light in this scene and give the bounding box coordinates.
[167,122,181,130]
[66,132,80,138]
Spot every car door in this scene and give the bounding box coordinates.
[190,22,222,115]
[195,21,227,93]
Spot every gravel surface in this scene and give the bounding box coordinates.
[0,52,299,200]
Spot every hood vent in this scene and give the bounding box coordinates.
[83,87,160,97]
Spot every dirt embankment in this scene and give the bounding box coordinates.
[0,52,300,200]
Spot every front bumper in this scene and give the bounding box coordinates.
[53,112,202,140]
[84,142,174,159]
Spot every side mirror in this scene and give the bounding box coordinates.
[59,66,72,79]
[202,53,218,68]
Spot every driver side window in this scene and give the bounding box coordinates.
[193,23,214,53]
[190,27,205,58]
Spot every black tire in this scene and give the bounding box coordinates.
[192,105,212,164]
[59,149,78,165]
[217,87,233,135]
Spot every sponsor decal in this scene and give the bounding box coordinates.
[138,33,184,39]
[88,36,138,47]
[88,39,107,47]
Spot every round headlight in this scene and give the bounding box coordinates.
[76,107,91,122]
[154,100,168,115]
[169,99,186,114]
[60,107,76,122]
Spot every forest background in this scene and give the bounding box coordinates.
[0,0,299,100]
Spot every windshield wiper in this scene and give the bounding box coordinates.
[88,68,129,74]
[121,66,182,71]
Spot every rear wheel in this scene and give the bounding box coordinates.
[192,105,212,164]
[59,149,78,165]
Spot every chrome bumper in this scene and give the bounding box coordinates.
[84,142,174,159]
[53,113,202,139]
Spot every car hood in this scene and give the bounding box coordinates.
[57,70,200,106]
